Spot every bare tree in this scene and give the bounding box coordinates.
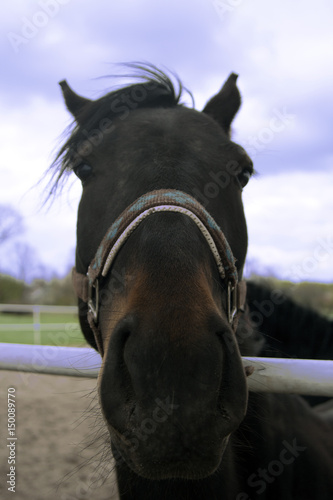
[0,205,24,245]
[14,243,39,283]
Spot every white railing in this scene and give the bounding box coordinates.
[0,344,333,396]
[0,303,78,344]
[1,305,333,396]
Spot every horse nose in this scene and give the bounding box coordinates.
[126,320,224,404]
[99,310,243,431]
[98,309,248,479]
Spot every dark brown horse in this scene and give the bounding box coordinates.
[247,280,333,361]
[51,64,333,499]
[247,280,333,406]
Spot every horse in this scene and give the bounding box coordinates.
[246,280,333,407]
[50,64,333,499]
[246,280,333,361]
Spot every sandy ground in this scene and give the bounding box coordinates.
[0,370,119,500]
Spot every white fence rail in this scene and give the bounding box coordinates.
[1,305,333,396]
[0,303,78,344]
[0,344,332,396]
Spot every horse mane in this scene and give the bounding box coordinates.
[48,63,192,196]
[246,280,333,360]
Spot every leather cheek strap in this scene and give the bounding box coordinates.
[73,269,104,356]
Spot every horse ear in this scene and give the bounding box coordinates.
[202,73,241,135]
[59,80,92,120]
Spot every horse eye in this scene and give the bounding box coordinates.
[237,167,252,189]
[73,163,93,182]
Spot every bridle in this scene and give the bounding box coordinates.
[72,189,247,351]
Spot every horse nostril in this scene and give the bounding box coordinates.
[113,315,137,342]
[99,315,138,425]
[101,314,137,375]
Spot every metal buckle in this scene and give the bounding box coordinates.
[88,280,99,323]
[227,281,237,324]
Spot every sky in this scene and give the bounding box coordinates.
[0,0,332,283]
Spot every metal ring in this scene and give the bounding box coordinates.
[227,281,237,324]
[88,280,99,323]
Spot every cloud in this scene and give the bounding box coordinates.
[1,0,332,281]
[0,92,80,278]
[244,168,333,282]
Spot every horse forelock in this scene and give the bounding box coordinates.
[47,63,193,197]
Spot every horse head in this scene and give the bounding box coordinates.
[56,66,255,480]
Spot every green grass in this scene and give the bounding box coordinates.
[0,313,34,325]
[0,312,79,324]
[0,312,88,346]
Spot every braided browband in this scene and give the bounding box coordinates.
[72,189,246,335]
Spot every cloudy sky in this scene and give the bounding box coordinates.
[1,0,332,283]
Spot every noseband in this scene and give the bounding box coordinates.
[72,189,247,348]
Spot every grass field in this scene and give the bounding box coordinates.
[0,312,88,346]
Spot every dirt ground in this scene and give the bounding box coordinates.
[0,370,119,500]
